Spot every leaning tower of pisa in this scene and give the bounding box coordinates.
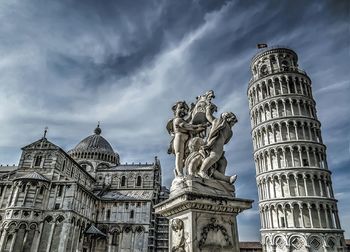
[247,47,345,252]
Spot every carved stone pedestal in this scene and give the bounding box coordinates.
[155,191,253,252]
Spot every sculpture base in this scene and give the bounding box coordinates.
[155,191,253,252]
[170,175,235,199]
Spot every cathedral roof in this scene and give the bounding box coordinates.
[85,224,106,237]
[73,125,115,154]
[14,172,50,182]
[96,190,153,201]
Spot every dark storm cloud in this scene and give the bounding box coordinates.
[0,0,349,241]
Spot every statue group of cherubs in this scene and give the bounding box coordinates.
[167,90,238,184]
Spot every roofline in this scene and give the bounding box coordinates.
[21,137,96,182]
[250,46,298,69]
[58,147,96,182]
[68,133,117,155]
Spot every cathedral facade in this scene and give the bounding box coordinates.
[248,47,346,251]
[0,125,168,252]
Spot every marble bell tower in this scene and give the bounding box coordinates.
[247,47,346,252]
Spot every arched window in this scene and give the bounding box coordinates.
[112,232,120,246]
[136,176,142,187]
[121,176,126,187]
[58,185,64,197]
[39,186,45,195]
[21,183,26,192]
[34,156,42,167]
[5,234,13,250]
[107,209,111,220]
[130,210,134,219]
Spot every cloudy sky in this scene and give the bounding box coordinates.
[0,0,349,241]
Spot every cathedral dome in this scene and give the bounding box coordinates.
[74,128,114,153]
[69,125,119,165]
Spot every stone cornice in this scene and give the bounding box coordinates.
[258,197,337,205]
[249,94,315,112]
[253,141,326,155]
[256,167,332,178]
[251,116,321,133]
[248,69,311,89]
[154,191,253,217]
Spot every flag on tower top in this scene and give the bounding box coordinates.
[257,43,268,49]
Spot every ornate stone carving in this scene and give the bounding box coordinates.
[171,219,186,252]
[198,218,231,250]
[167,90,238,197]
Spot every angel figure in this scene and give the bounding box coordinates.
[167,101,206,177]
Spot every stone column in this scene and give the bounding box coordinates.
[70,224,78,252]
[279,177,284,197]
[324,208,330,228]
[301,123,306,139]
[267,180,271,199]
[291,206,295,228]
[282,100,286,117]
[279,78,284,95]
[282,150,286,168]
[290,148,295,167]
[308,205,314,228]
[290,99,294,115]
[285,177,290,197]
[294,176,300,196]
[0,229,8,252]
[0,186,7,208]
[297,101,301,115]
[299,205,305,228]
[286,124,291,140]
[306,150,311,167]
[307,123,313,140]
[58,222,71,252]
[283,207,288,228]
[10,185,20,207]
[303,175,308,196]
[9,230,17,252]
[31,222,44,252]
[294,122,299,140]
[318,178,324,197]
[32,186,39,207]
[107,233,113,252]
[21,184,30,206]
[6,185,15,207]
[46,222,56,252]
[276,103,280,118]
[20,229,29,252]
[311,176,316,196]
[317,207,322,228]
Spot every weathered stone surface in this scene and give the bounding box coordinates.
[158,91,254,251]
[170,175,235,199]
[155,191,253,252]
[0,127,169,252]
[248,47,346,251]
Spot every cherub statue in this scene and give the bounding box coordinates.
[167,101,206,177]
[184,137,206,176]
[185,136,237,184]
[189,90,217,127]
[197,105,238,184]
